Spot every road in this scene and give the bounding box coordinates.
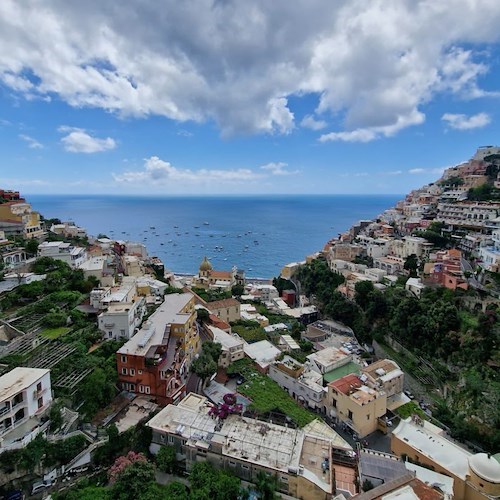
[461,257,489,291]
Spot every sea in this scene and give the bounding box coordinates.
[29,195,402,279]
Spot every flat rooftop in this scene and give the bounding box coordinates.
[323,362,361,384]
[392,417,471,480]
[208,326,243,350]
[0,367,50,401]
[307,347,351,370]
[118,292,193,356]
[148,393,345,492]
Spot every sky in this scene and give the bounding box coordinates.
[1,0,500,196]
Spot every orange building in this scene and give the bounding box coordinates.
[116,292,200,405]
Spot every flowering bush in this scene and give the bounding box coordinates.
[108,451,147,483]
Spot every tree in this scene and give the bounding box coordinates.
[156,445,176,473]
[196,307,210,323]
[254,471,278,500]
[79,367,117,419]
[162,481,188,499]
[110,454,155,499]
[191,354,217,383]
[231,284,244,297]
[189,462,242,500]
[354,281,375,310]
[24,238,39,255]
[49,402,64,432]
[404,254,419,278]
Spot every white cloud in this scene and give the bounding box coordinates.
[260,162,298,176]
[409,166,447,175]
[19,134,43,149]
[319,110,425,143]
[0,1,499,138]
[441,112,491,130]
[301,115,327,131]
[58,126,116,153]
[113,156,262,184]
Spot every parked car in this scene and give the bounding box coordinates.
[4,490,25,500]
[31,479,53,496]
[404,390,415,400]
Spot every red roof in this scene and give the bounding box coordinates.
[329,374,362,394]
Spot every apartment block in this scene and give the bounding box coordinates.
[327,374,387,438]
[0,367,52,452]
[0,199,44,239]
[116,293,199,405]
[148,393,353,500]
[206,298,241,324]
[38,241,88,268]
[269,355,325,411]
[207,325,244,368]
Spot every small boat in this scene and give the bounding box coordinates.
[203,221,209,225]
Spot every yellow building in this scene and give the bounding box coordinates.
[392,416,500,499]
[326,373,387,438]
[0,200,44,239]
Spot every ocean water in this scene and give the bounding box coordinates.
[29,195,401,278]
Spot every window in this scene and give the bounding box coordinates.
[36,382,42,392]
[367,414,370,420]
[160,434,165,442]
[130,384,135,391]
[108,332,113,338]
[139,385,144,393]
[138,369,142,375]
[332,398,337,408]
[348,410,353,420]
[121,355,127,363]
[121,368,128,375]
[130,368,135,376]
[37,397,43,409]
[168,435,174,444]
[120,329,126,336]
[145,386,151,394]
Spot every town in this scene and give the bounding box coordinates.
[0,146,499,499]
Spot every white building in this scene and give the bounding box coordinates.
[207,326,245,368]
[98,297,146,340]
[478,228,500,272]
[38,241,87,268]
[306,347,353,376]
[405,277,426,298]
[269,356,326,411]
[243,340,281,372]
[0,367,52,452]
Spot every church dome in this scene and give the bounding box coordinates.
[199,256,213,272]
[469,453,500,484]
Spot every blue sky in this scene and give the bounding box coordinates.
[1,1,500,196]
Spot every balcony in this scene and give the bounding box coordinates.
[0,405,11,418]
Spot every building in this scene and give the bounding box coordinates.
[326,373,387,438]
[306,347,354,379]
[268,356,326,411]
[405,277,426,298]
[207,326,245,368]
[392,416,500,499]
[243,340,281,373]
[38,241,88,268]
[192,257,238,290]
[478,228,500,272]
[49,222,87,239]
[98,296,146,340]
[148,393,353,499]
[206,298,241,324]
[0,198,44,239]
[361,359,405,406]
[280,261,304,280]
[436,201,500,232]
[116,293,200,405]
[0,367,52,452]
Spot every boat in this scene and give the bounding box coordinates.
[203,222,209,225]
